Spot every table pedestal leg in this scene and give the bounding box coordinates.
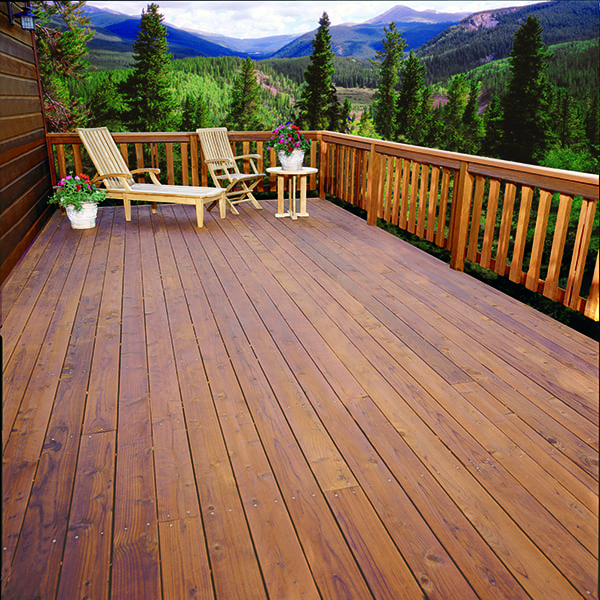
[290,175,297,220]
[275,175,286,217]
[297,176,309,217]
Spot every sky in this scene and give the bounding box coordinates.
[86,1,545,39]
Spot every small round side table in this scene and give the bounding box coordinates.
[266,166,318,220]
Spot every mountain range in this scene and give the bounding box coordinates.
[83,4,468,65]
[83,1,599,76]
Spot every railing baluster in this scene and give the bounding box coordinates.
[399,159,410,230]
[416,163,429,238]
[495,182,517,275]
[165,143,174,185]
[73,145,83,175]
[509,185,534,283]
[525,189,552,291]
[565,198,597,309]
[181,143,189,186]
[135,143,144,182]
[407,162,419,234]
[449,161,474,271]
[585,253,599,319]
[467,175,485,261]
[56,144,67,180]
[426,165,440,243]
[544,193,574,300]
[435,168,451,247]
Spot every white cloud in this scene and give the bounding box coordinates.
[86,1,544,38]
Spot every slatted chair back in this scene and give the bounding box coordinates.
[197,127,237,172]
[77,127,135,190]
[197,127,263,210]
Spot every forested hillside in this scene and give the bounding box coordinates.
[68,56,304,130]
[433,38,599,108]
[416,0,599,83]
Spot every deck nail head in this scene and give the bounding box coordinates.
[52,540,56,543]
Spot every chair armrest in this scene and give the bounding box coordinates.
[129,167,161,184]
[130,168,160,175]
[234,154,262,160]
[91,172,132,185]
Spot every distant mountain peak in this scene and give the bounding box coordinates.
[366,5,469,25]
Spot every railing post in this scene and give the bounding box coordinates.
[319,133,328,199]
[366,143,379,226]
[449,161,474,271]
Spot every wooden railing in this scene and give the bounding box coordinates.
[47,130,599,320]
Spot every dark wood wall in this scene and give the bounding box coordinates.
[0,1,53,286]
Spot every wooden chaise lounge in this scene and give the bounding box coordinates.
[77,127,226,228]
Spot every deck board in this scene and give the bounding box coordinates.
[1,199,598,600]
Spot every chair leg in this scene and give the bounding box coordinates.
[241,181,262,209]
[195,200,204,228]
[219,192,227,219]
[124,197,132,221]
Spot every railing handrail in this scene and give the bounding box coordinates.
[318,131,599,199]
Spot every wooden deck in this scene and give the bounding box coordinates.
[1,198,598,600]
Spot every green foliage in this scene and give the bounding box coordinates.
[33,0,94,132]
[416,0,599,85]
[396,50,426,143]
[370,22,406,140]
[48,173,106,210]
[482,93,503,157]
[121,3,177,131]
[260,56,379,89]
[296,13,338,130]
[541,147,599,174]
[461,79,484,154]
[87,72,128,130]
[224,58,265,131]
[501,15,553,164]
[180,92,209,131]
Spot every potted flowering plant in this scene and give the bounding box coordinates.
[48,173,106,229]
[267,122,311,170]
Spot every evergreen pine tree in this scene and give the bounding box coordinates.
[549,89,585,151]
[224,57,264,131]
[584,94,599,155]
[501,14,553,164]
[88,73,128,131]
[371,22,406,141]
[34,1,94,132]
[441,74,469,151]
[462,79,484,154]
[122,3,177,131]
[296,13,337,130]
[180,93,209,131]
[340,99,353,133]
[396,50,426,144]
[482,93,503,158]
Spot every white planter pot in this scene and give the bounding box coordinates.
[278,149,305,171]
[65,201,98,229]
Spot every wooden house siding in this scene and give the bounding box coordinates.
[0,2,53,286]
